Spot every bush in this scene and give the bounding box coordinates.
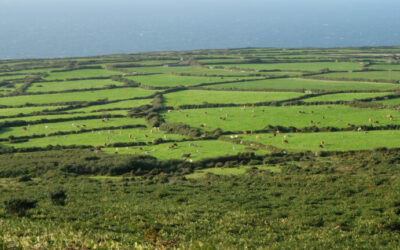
[4,198,37,216]
[50,188,67,206]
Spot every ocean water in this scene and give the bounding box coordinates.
[0,0,399,59]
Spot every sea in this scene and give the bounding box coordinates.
[0,0,399,59]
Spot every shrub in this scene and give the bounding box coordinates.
[50,188,67,206]
[4,198,37,216]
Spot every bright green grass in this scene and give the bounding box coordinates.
[44,69,121,80]
[0,117,146,138]
[66,99,153,113]
[0,106,68,117]
[186,165,281,179]
[0,111,126,124]
[302,92,392,102]
[119,66,259,76]
[0,88,154,106]
[369,64,400,70]
[208,78,397,91]
[376,98,400,106]
[0,74,26,82]
[238,130,400,152]
[27,79,124,92]
[102,140,265,161]
[318,71,400,81]
[126,74,262,87]
[164,90,304,107]
[6,127,187,148]
[213,62,362,72]
[164,105,399,132]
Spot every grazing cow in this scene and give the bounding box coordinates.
[181,153,191,158]
[200,123,207,127]
[320,140,325,145]
[374,120,379,124]
[368,118,372,123]
[276,130,280,135]
[319,144,324,148]
[115,148,119,152]
[252,104,255,108]
[243,130,248,135]
[22,127,27,131]
[357,127,362,132]
[129,134,132,139]
[45,125,49,129]
[322,116,325,120]
[219,117,226,120]
[144,134,148,138]
[139,147,144,151]
[310,120,314,124]
[256,135,261,140]
[204,112,207,115]
[189,142,195,147]
[282,139,288,143]
[168,110,173,113]
[185,114,189,118]
[387,114,393,121]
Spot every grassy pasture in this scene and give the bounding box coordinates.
[102,140,265,161]
[6,127,187,148]
[186,165,281,178]
[237,130,400,152]
[207,78,397,91]
[213,62,362,72]
[126,74,262,87]
[119,66,259,76]
[27,79,124,92]
[164,105,400,132]
[66,99,153,113]
[318,71,400,81]
[302,92,392,102]
[164,90,304,107]
[44,69,121,80]
[376,97,400,106]
[369,64,400,70]
[0,117,146,139]
[0,111,126,124]
[0,88,155,106]
[0,106,68,117]
[0,74,27,82]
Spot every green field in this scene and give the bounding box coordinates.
[102,140,265,161]
[0,117,146,139]
[66,99,153,113]
[126,74,262,87]
[377,97,400,106]
[27,79,124,92]
[0,87,154,106]
[5,127,187,148]
[212,62,362,72]
[237,130,400,152]
[164,105,399,132]
[164,90,304,107]
[44,68,121,80]
[302,92,392,102]
[118,65,261,76]
[369,64,400,70]
[317,71,400,81]
[207,78,397,91]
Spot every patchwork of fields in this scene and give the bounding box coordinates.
[2,47,400,248]
[1,47,400,163]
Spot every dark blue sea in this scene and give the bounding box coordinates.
[0,0,399,59]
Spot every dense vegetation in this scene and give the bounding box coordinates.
[1,46,400,248]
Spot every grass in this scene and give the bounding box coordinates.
[164,90,304,107]
[0,111,126,124]
[102,140,266,160]
[213,62,362,72]
[44,69,121,80]
[302,92,392,102]
[317,71,400,81]
[27,79,124,92]
[118,66,260,76]
[186,165,281,178]
[0,87,155,106]
[126,74,263,87]
[164,105,400,132]
[66,99,153,113]
[6,127,187,148]
[369,64,400,70]
[377,97,400,106]
[0,117,146,139]
[237,130,400,152]
[0,106,68,117]
[207,78,398,91]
